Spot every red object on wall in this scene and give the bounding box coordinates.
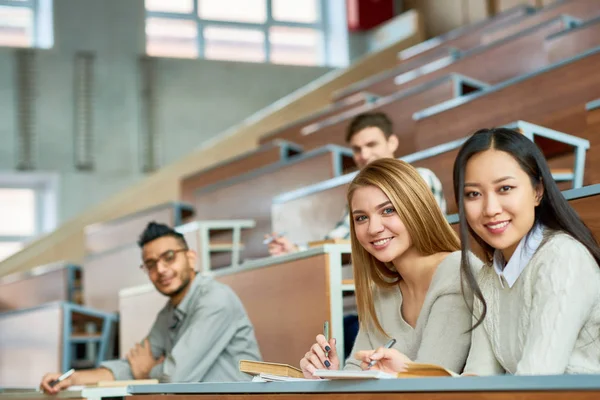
[347,0,395,32]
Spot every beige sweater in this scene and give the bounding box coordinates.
[464,232,600,375]
[345,251,480,373]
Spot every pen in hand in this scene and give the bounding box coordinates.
[263,231,287,245]
[323,321,329,357]
[49,368,75,388]
[323,321,331,368]
[367,338,397,369]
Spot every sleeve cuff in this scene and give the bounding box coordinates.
[99,359,134,381]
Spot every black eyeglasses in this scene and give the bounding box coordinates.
[140,248,188,273]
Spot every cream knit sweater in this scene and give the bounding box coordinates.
[345,251,481,373]
[464,232,600,375]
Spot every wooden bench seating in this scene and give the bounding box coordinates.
[257,93,378,146]
[85,202,194,255]
[406,47,600,212]
[397,4,534,63]
[332,47,461,102]
[545,15,600,62]
[333,16,574,100]
[338,1,600,101]
[414,46,600,154]
[180,140,302,204]
[193,146,354,261]
[283,17,600,155]
[282,74,488,154]
[481,0,600,44]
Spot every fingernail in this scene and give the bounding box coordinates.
[333,338,337,345]
[324,360,331,368]
[325,346,331,352]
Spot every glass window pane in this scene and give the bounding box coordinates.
[0,6,33,48]
[272,0,319,23]
[146,18,198,58]
[145,0,194,13]
[204,26,265,63]
[0,188,36,236]
[199,0,266,23]
[269,27,321,66]
[0,242,23,262]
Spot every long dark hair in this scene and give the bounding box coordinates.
[453,128,600,329]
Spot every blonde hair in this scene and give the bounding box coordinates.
[347,158,460,337]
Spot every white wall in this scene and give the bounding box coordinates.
[0,0,332,223]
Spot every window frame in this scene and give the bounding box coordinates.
[0,172,59,261]
[145,0,330,66]
[0,0,53,49]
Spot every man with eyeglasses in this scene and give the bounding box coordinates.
[40,222,261,393]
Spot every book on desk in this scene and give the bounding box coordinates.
[240,360,457,382]
[240,360,304,379]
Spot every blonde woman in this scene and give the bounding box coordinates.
[300,158,481,378]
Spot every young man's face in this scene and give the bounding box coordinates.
[141,236,196,298]
[349,127,399,169]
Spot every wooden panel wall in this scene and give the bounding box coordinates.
[0,269,70,311]
[216,254,330,366]
[83,245,148,312]
[0,305,62,387]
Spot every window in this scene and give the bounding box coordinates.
[0,173,58,262]
[0,0,54,49]
[145,0,327,66]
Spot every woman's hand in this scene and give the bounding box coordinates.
[299,334,339,379]
[354,348,412,374]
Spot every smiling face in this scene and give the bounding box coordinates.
[463,149,543,261]
[142,236,196,298]
[349,127,398,169]
[351,185,413,264]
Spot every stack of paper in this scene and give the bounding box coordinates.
[313,370,397,380]
[251,373,312,382]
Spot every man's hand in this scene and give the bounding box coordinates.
[126,339,164,379]
[266,233,299,256]
[40,372,73,394]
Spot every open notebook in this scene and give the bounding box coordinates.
[314,363,459,379]
[251,373,312,382]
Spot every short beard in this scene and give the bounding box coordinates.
[165,275,192,298]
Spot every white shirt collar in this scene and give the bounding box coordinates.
[493,224,545,288]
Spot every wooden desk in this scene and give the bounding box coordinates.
[126,375,600,399]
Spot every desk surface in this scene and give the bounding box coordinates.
[0,386,128,399]
[127,375,600,395]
